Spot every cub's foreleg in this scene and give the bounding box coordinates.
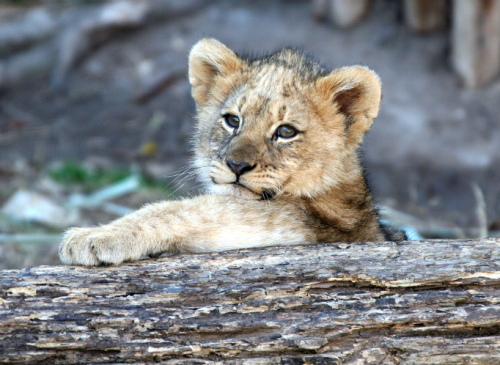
[59,195,310,266]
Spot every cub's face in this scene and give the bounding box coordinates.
[188,39,382,200]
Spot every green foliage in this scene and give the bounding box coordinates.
[53,0,103,3]
[48,161,174,197]
[49,161,130,191]
[1,0,39,4]
[48,161,131,192]
[140,175,168,191]
[1,0,103,5]
[48,161,88,186]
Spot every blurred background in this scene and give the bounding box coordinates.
[0,0,499,269]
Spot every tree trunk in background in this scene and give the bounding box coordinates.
[329,0,370,28]
[312,0,330,21]
[404,0,447,33]
[2,238,500,364]
[452,0,500,87]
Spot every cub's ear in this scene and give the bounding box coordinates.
[316,66,382,147]
[188,38,243,106]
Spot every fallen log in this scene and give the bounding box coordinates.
[2,238,500,364]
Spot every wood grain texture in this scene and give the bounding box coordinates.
[2,238,500,364]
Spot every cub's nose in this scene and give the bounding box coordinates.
[227,159,255,177]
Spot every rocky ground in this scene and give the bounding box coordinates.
[0,0,499,269]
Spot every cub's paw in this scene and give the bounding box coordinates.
[59,227,142,266]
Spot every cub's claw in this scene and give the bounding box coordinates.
[59,228,101,266]
[59,227,142,266]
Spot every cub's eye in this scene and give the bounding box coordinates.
[223,114,240,128]
[276,125,298,139]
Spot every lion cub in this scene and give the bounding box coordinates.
[60,38,404,266]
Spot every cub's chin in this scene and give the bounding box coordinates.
[208,183,262,200]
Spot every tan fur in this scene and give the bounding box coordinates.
[60,38,391,266]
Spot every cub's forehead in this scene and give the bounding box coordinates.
[245,62,318,95]
[220,52,326,122]
[221,84,315,133]
[246,65,299,92]
[224,79,309,117]
[224,65,315,112]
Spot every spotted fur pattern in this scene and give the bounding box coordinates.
[59,38,404,266]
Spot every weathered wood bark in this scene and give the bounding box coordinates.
[2,238,500,364]
[452,0,500,87]
[404,0,447,33]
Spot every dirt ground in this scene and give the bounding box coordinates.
[1,0,499,268]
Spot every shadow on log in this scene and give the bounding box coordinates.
[2,238,500,364]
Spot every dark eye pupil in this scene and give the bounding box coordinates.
[224,114,240,128]
[277,125,297,138]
